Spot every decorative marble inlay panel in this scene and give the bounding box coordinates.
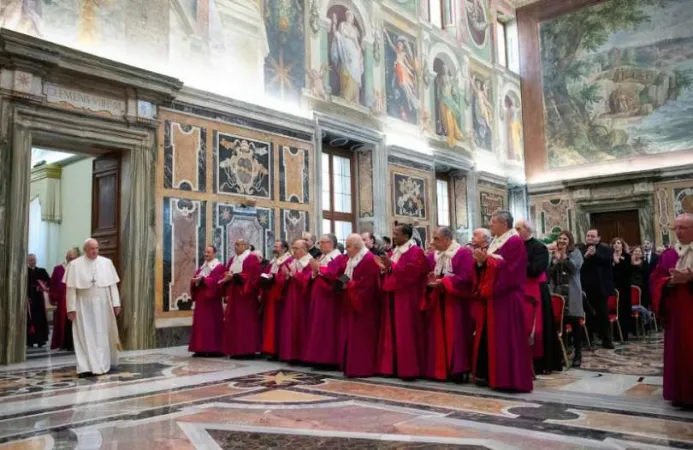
[392,173,427,219]
[479,191,504,227]
[540,199,570,234]
[653,179,693,247]
[163,197,206,312]
[164,121,206,192]
[215,132,272,199]
[415,226,428,248]
[279,146,309,204]
[674,187,693,216]
[281,209,309,244]
[213,203,274,262]
[357,151,374,218]
[453,176,468,229]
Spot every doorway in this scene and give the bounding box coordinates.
[27,147,122,353]
[590,210,641,247]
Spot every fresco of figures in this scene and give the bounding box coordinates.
[433,57,465,146]
[384,26,421,124]
[503,91,523,162]
[264,0,306,101]
[328,4,366,105]
[470,72,494,151]
[459,0,492,62]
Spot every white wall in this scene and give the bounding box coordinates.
[58,158,94,261]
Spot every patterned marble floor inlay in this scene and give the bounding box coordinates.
[0,341,690,450]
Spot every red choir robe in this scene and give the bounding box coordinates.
[189,259,225,354]
[278,254,313,362]
[341,249,382,377]
[304,250,347,366]
[651,247,693,406]
[222,251,262,356]
[474,231,534,392]
[49,263,73,350]
[377,240,428,378]
[423,244,476,380]
[260,254,293,356]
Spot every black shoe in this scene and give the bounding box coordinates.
[78,372,94,378]
[572,355,582,368]
[602,341,615,350]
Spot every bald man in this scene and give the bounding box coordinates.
[64,238,121,377]
[221,239,263,357]
[652,214,693,407]
[341,233,383,377]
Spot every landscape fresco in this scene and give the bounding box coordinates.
[540,0,693,168]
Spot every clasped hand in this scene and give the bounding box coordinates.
[669,268,693,284]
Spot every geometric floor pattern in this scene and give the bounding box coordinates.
[2,335,691,449]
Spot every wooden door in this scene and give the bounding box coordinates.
[591,210,641,247]
[92,153,121,274]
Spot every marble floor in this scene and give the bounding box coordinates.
[1,335,690,450]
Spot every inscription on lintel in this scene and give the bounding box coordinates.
[43,83,126,117]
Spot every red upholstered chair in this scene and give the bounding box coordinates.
[607,290,624,342]
[630,285,646,338]
[550,294,570,368]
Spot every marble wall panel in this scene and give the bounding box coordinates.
[357,151,374,218]
[453,175,468,230]
[387,162,434,246]
[213,204,274,262]
[279,146,309,204]
[164,121,206,192]
[479,190,504,227]
[654,179,693,247]
[540,198,570,235]
[281,209,310,244]
[215,132,273,199]
[162,197,206,312]
[392,172,427,220]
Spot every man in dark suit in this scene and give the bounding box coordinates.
[642,239,658,274]
[577,229,615,349]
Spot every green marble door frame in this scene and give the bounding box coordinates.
[0,104,158,364]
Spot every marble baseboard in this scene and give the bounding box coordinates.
[155,326,191,348]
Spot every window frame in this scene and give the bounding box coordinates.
[321,146,357,237]
[429,0,444,29]
[496,19,509,68]
[435,173,453,228]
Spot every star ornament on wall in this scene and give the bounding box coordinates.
[268,53,296,98]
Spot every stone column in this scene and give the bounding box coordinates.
[0,121,32,364]
[639,198,655,244]
[372,139,388,236]
[466,171,480,231]
[508,185,529,222]
[314,120,324,236]
[118,140,157,350]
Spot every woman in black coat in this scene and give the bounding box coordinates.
[610,238,632,341]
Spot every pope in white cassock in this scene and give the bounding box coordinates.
[64,238,121,377]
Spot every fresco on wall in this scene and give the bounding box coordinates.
[541,0,693,168]
[434,57,464,146]
[0,0,45,36]
[470,72,493,151]
[503,91,523,162]
[264,0,306,102]
[384,26,421,124]
[328,4,366,105]
[281,209,309,243]
[391,0,417,15]
[459,0,491,61]
[215,133,272,199]
[162,197,206,312]
[393,173,427,219]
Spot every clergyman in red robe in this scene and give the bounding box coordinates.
[50,247,79,351]
[221,239,262,357]
[424,227,476,382]
[304,234,347,367]
[341,233,382,377]
[652,214,693,407]
[472,210,533,393]
[278,239,313,363]
[260,240,293,358]
[376,223,427,380]
[189,245,225,357]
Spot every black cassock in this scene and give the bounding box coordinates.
[525,238,563,374]
[27,267,50,346]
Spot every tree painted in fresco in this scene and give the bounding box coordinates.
[540,0,693,167]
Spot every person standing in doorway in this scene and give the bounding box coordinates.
[26,253,50,348]
[50,247,80,351]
